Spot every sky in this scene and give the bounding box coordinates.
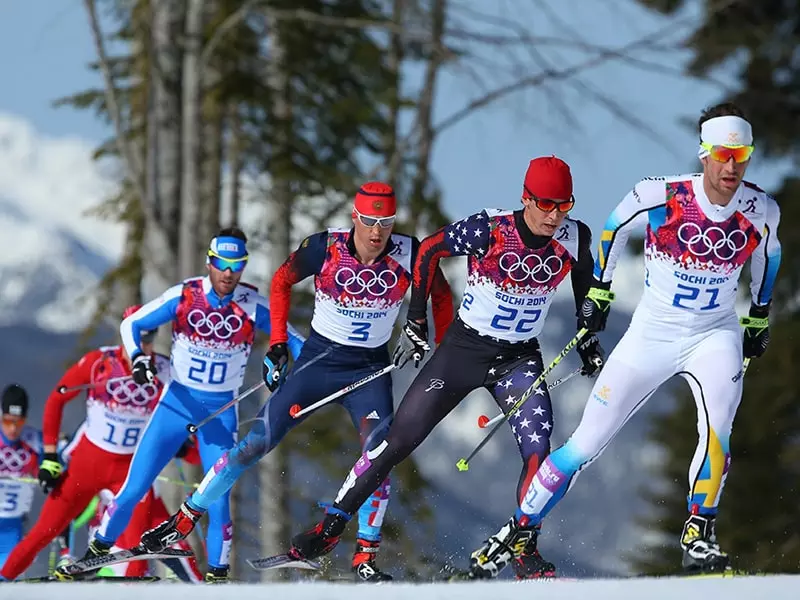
[0,0,791,249]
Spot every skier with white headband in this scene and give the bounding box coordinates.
[463,102,782,578]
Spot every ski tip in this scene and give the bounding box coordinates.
[455,458,469,472]
[477,415,489,429]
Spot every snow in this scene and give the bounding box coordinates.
[8,576,800,599]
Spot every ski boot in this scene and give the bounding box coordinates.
[511,526,556,579]
[352,538,393,582]
[290,511,350,560]
[204,565,230,584]
[54,539,111,580]
[466,515,538,580]
[140,501,204,553]
[680,514,730,573]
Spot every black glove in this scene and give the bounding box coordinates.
[37,453,63,494]
[131,353,158,385]
[576,333,605,377]
[262,343,289,391]
[741,303,770,359]
[578,283,615,333]
[392,320,430,369]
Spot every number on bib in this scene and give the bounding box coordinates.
[490,305,542,334]
[672,284,721,311]
[3,491,18,512]
[103,423,142,448]
[188,357,228,384]
[348,321,372,342]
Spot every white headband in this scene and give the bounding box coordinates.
[698,115,753,158]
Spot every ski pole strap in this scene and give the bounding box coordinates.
[456,328,589,472]
[586,287,615,305]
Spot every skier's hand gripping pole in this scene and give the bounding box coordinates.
[288,365,396,419]
[186,380,265,433]
[456,328,589,472]
[476,366,583,429]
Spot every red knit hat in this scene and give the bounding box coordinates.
[353,182,396,217]
[523,156,573,201]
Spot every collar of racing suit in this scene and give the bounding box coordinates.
[346,227,397,262]
[513,209,553,250]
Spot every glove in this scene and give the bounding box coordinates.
[576,333,605,377]
[579,284,616,333]
[741,303,770,359]
[392,320,431,369]
[263,343,289,391]
[131,353,158,385]
[38,453,63,494]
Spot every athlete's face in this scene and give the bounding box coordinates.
[1,414,24,442]
[352,212,394,254]
[208,263,243,296]
[521,196,570,236]
[702,154,748,200]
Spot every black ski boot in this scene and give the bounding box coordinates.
[680,514,730,573]
[290,511,349,560]
[511,526,556,579]
[352,538,393,582]
[204,565,230,584]
[140,501,204,553]
[54,539,111,580]
[467,515,538,579]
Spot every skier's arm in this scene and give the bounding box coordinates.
[253,297,306,360]
[593,179,664,285]
[268,232,327,346]
[120,284,183,358]
[407,211,492,322]
[570,220,595,315]
[749,197,782,308]
[42,350,101,453]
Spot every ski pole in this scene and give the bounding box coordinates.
[456,328,589,472]
[186,380,265,433]
[3,474,197,488]
[476,366,583,429]
[289,365,396,419]
[58,376,130,394]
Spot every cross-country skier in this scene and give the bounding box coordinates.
[0,385,42,570]
[274,158,603,579]
[466,102,783,578]
[66,227,305,583]
[137,182,455,582]
[0,309,173,581]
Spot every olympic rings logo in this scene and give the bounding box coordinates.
[677,223,748,261]
[499,252,563,284]
[335,267,399,296]
[106,378,159,406]
[187,309,244,339]
[0,447,32,472]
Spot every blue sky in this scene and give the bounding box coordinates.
[0,0,789,238]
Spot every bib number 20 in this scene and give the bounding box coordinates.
[188,357,228,384]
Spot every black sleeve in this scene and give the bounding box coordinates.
[570,221,594,317]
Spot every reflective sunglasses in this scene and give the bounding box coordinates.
[208,251,248,273]
[2,415,26,427]
[354,208,396,229]
[527,195,575,213]
[700,142,754,164]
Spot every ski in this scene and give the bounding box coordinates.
[247,553,321,571]
[55,547,194,578]
[16,575,161,583]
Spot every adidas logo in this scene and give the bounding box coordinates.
[366,411,380,420]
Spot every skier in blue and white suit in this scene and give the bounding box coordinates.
[63,227,304,583]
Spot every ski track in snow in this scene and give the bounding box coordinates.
[9,575,800,599]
